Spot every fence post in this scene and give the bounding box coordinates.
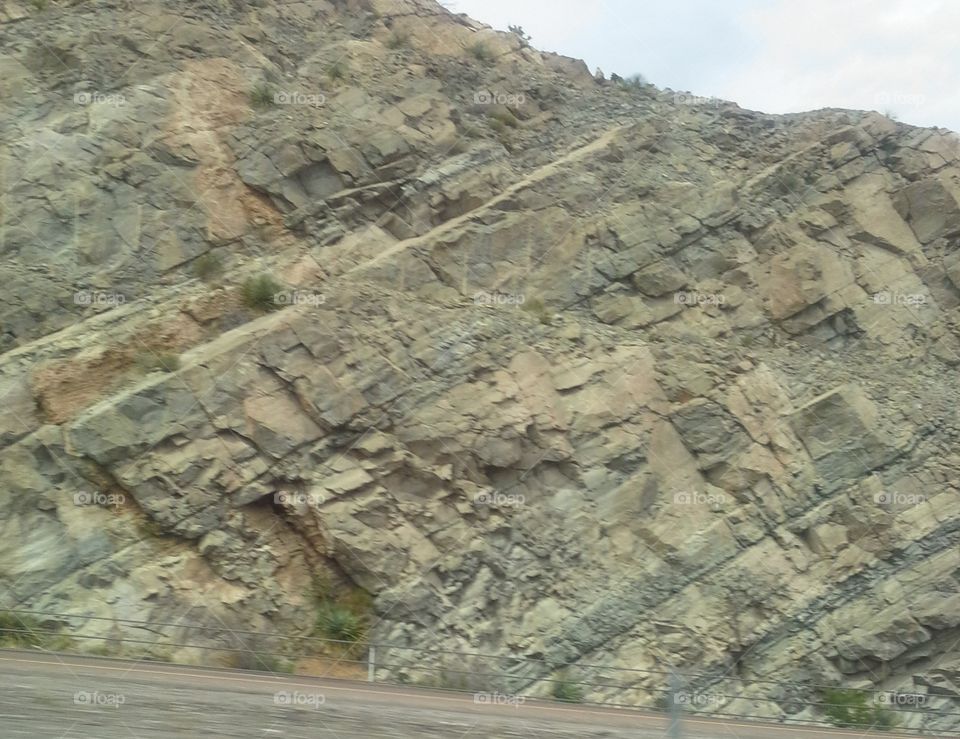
[367,644,376,683]
[669,670,683,738]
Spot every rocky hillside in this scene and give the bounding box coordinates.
[3,0,960,730]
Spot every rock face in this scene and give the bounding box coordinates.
[791,384,902,489]
[3,0,960,732]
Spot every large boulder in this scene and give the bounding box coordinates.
[893,174,960,244]
[790,384,900,488]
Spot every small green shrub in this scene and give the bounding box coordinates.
[821,688,897,730]
[521,296,553,324]
[508,25,531,46]
[241,274,283,312]
[386,30,410,49]
[315,604,365,644]
[468,41,495,63]
[0,612,43,647]
[551,671,584,703]
[620,73,647,90]
[487,117,514,148]
[879,137,899,154]
[249,82,275,109]
[135,351,180,374]
[192,252,223,282]
[0,611,70,650]
[327,60,348,81]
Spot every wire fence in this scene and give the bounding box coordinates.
[1,607,957,735]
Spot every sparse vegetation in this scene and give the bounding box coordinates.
[521,296,553,324]
[387,30,410,49]
[653,691,671,711]
[620,73,647,90]
[468,41,495,63]
[135,351,180,374]
[487,117,515,148]
[327,60,348,82]
[551,671,585,703]
[315,603,365,644]
[241,274,283,312]
[312,586,372,659]
[249,82,275,109]
[0,611,44,647]
[0,611,70,650]
[821,688,897,730]
[508,25,531,46]
[192,252,223,282]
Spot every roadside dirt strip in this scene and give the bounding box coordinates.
[0,650,947,738]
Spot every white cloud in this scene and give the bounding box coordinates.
[721,0,959,129]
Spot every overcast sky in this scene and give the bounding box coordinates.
[451,0,958,132]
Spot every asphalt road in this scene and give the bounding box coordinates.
[0,649,948,738]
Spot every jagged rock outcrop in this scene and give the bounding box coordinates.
[3,0,960,732]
